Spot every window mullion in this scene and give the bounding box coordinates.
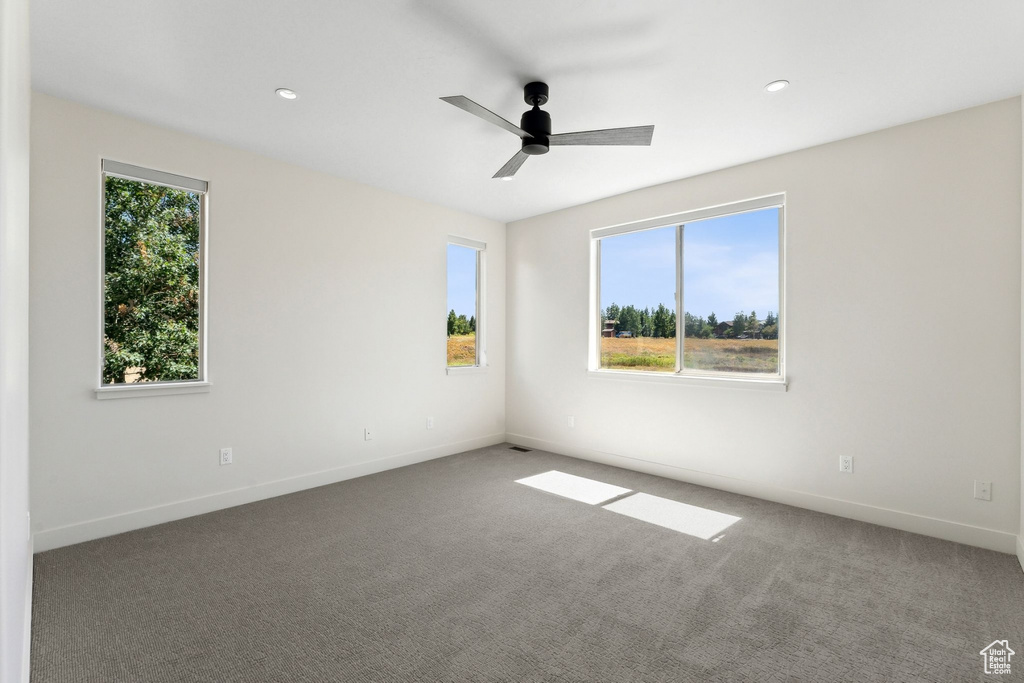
[676,224,684,374]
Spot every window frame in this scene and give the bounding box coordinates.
[589,194,786,390]
[96,160,210,399]
[446,235,486,374]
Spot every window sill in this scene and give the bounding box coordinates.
[95,381,211,400]
[446,365,487,376]
[586,369,787,392]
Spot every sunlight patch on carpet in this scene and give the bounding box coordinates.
[515,470,632,505]
[603,492,741,539]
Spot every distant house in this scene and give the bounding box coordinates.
[712,321,732,338]
[714,320,766,339]
[602,320,617,337]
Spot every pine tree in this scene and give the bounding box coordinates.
[732,311,747,337]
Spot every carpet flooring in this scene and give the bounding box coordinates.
[31,444,1024,682]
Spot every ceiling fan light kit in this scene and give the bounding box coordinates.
[441,81,654,179]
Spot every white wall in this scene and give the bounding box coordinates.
[0,0,32,679]
[30,94,506,550]
[1020,94,1024,569]
[507,98,1023,553]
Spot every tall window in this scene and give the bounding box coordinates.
[101,161,207,385]
[593,195,784,381]
[446,237,485,369]
[599,226,677,372]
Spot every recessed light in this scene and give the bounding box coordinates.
[497,176,515,182]
[764,80,789,93]
[275,88,298,100]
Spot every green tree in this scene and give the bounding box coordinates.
[683,312,707,337]
[639,307,652,337]
[747,310,760,338]
[103,177,201,384]
[469,315,476,332]
[447,309,458,336]
[618,305,640,336]
[652,304,671,338]
[707,312,718,328]
[605,303,622,332]
[732,311,747,337]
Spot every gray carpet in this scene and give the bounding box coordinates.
[31,444,1024,682]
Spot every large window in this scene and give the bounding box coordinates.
[446,237,486,369]
[592,195,784,382]
[101,160,207,386]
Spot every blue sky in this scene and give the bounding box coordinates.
[447,244,477,318]
[600,208,779,320]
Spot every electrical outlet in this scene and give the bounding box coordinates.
[219,447,233,466]
[364,427,373,441]
[567,416,575,428]
[839,455,853,473]
[426,417,434,430]
[974,481,992,501]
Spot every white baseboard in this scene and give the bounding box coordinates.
[1017,536,1024,574]
[33,433,506,552]
[506,433,1018,554]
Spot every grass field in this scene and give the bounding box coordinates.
[601,336,778,374]
[447,334,476,366]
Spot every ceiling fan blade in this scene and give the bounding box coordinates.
[493,150,529,178]
[440,95,530,138]
[548,125,655,146]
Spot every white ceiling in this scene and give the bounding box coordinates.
[31,1,1024,223]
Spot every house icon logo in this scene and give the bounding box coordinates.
[980,640,1014,675]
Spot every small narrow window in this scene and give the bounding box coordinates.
[446,237,485,369]
[592,195,784,383]
[101,160,207,386]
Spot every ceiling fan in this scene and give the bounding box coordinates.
[441,81,654,179]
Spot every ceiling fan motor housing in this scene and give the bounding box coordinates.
[520,106,550,155]
[439,80,653,178]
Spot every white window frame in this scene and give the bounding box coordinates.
[446,235,486,375]
[96,160,211,399]
[589,194,786,391]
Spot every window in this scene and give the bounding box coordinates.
[592,195,784,383]
[446,237,485,370]
[101,160,207,387]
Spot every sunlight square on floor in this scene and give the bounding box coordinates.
[603,492,741,540]
[515,470,632,505]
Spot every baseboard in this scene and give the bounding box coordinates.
[506,433,1018,554]
[21,547,32,683]
[33,433,506,552]
[1017,535,1024,574]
